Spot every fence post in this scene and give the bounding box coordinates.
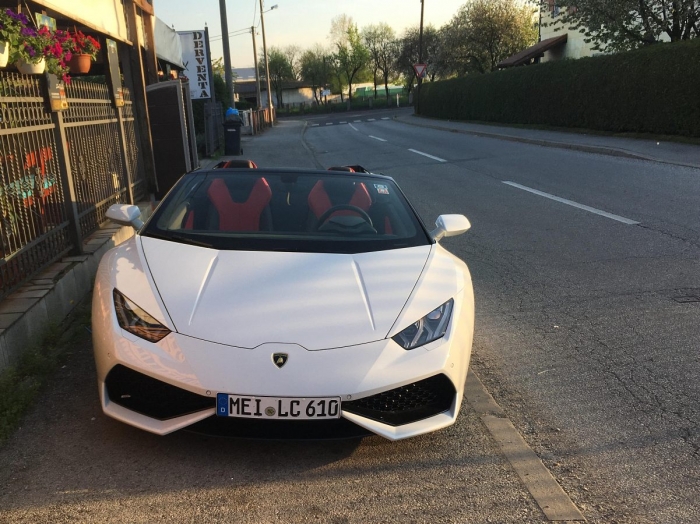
[50,112,83,254]
[115,107,135,204]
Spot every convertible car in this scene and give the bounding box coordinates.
[92,165,474,440]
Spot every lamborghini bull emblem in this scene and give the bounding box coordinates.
[272,353,288,368]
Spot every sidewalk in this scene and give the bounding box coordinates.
[199,120,322,171]
[395,113,700,170]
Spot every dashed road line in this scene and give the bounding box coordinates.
[381,117,390,120]
[310,124,319,127]
[367,118,376,122]
[502,181,640,225]
[408,148,447,162]
[325,122,333,126]
[369,136,387,142]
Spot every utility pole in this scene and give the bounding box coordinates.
[259,0,275,122]
[252,27,262,109]
[416,0,425,114]
[218,0,235,108]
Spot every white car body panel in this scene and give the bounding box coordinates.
[140,236,431,349]
[92,172,475,441]
[92,259,474,440]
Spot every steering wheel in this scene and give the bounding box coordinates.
[315,204,373,229]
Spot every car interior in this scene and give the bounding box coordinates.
[162,166,411,238]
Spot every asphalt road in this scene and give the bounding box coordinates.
[2,114,699,523]
[297,114,700,523]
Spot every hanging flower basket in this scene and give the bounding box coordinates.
[0,41,9,68]
[68,53,91,74]
[16,57,45,74]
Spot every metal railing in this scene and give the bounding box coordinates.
[0,72,146,300]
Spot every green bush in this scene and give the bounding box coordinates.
[419,39,700,137]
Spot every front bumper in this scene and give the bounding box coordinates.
[93,289,473,441]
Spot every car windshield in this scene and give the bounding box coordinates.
[141,170,431,254]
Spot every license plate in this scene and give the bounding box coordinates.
[216,394,341,420]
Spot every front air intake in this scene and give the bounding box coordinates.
[105,365,215,420]
[342,374,455,426]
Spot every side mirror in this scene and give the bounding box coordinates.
[106,204,144,230]
[430,214,471,242]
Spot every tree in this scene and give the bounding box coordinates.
[441,0,538,74]
[300,45,331,104]
[543,0,700,52]
[362,23,398,99]
[334,23,370,102]
[264,46,295,108]
[283,45,302,80]
[395,25,442,92]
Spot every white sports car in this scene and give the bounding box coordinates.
[92,165,474,440]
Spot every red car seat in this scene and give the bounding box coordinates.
[184,177,272,231]
[307,179,372,228]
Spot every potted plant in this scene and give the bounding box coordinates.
[69,30,100,74]
[45,29,73,83]
[11,23,53,74]
[0,9,23,68]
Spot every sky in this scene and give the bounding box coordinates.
[155,0,469,68]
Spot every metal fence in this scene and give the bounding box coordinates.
[247,107,274,135]
[0,71,146,301]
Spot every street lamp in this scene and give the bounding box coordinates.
[259,1,277,122]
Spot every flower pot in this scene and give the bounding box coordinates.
[16,58,46,75]
[68,54,92,74]
[0,42,9,68]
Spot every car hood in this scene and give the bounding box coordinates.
[140,237,432,350]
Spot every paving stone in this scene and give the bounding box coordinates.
[9,289,50,299]
[63,256,89,263]
[0,313,22,329]
[23,284,54,291]
[0,298,40,314]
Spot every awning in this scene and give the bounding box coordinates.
[154,18,185,69]
[497,34,568,68]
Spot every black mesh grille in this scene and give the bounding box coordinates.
[342,374,456,426]
[105,365,215,420]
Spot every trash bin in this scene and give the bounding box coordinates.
[223,115,243,155]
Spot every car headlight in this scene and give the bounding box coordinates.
[392,299,454,350]
[113,289,171,342]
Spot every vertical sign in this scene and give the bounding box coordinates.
[105,39,124,107]
[178,30,212,99]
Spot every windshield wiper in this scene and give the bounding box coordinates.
[143,231,213,249]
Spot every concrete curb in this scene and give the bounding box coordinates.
[395,115,700,170]
[0,205,152,373]
[466,370,586,522]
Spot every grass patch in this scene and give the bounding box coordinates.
[0,301,92,446]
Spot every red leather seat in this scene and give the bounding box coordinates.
[307,179,372,225]
[184,177,272,231]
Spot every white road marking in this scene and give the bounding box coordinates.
[369,136,387,142]
[367,118,376,122]
[381,117,390,120]
[310,124,319,127]
[348,123,359,131]
[502,181,640,225]
[353,120,361,123]
[408,148,447,162]
[325,122,333,125]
